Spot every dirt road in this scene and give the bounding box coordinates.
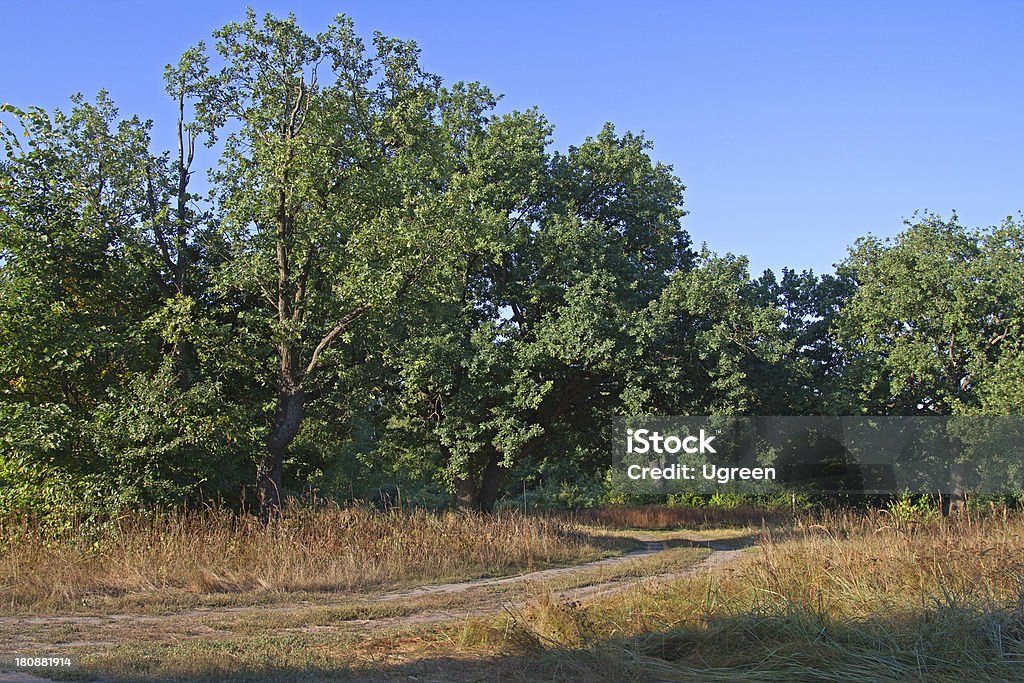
[0,533,755,681]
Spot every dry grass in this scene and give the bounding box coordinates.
[473,507,1024,681]
[565,504,790,530]
[0,506,628,612]
[8,504,1024,681]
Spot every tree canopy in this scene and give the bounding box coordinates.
[1,11,1022,515]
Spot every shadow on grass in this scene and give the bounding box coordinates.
[45,585,1024,682]
[59,603,1024,683]
[474,603,1024,683]
[366,606,1023,682]
[618,532,760,555]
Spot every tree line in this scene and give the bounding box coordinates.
[2,12,1022,515]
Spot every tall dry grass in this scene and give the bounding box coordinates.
[566,504,789,529]
[487,506,1024,681]
[0,506,619,611]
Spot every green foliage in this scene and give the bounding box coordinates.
[755,267,856,414]
[2,12,1022,516]
[667,491,809,511]
[89,366,257,503]
[835,213,1024,416]
[630,250,790,415]
[884,490,941,526]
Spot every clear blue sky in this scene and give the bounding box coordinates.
[2,1,1021,275]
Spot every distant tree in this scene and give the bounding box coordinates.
[833,214,1024,510]
[634,250,790,417]
[361,122,692,510]
[371,118,789,510]
[754,267,857,414]
[834,213,1023,416]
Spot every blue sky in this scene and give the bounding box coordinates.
[2,1,1021,275]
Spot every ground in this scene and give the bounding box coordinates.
[8,510,1021,681]
[0,529,755,682]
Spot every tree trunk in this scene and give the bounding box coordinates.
[942,435,967,517]
[258,388,305,512]
[477,451,504,513]
[946,461,967,517]
[173,338,198,391]
[452,449,505,513]
[455,473,477,511]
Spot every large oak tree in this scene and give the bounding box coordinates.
[184,12,494,508]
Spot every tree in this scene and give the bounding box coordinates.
[834,213,1023,416]
[364,122,694,513]
[754,267,857,415]
[632,250,789,417]
[834,213,1024,510]
[185,12,494,509]
[0,96,159,500]
[0,89,262,512]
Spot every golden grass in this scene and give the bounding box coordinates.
[0,506,627,612]
[7,504,1024,681]
[566,504,790,530]
[474,507,1024,681]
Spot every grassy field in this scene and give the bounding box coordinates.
[0,506,635,614]
[2,506,1023,681]
[451,507,1024,682]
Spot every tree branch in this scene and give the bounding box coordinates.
[303,238,447,378]
[304,302,371,376]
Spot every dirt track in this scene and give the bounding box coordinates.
[0,534,755,681]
